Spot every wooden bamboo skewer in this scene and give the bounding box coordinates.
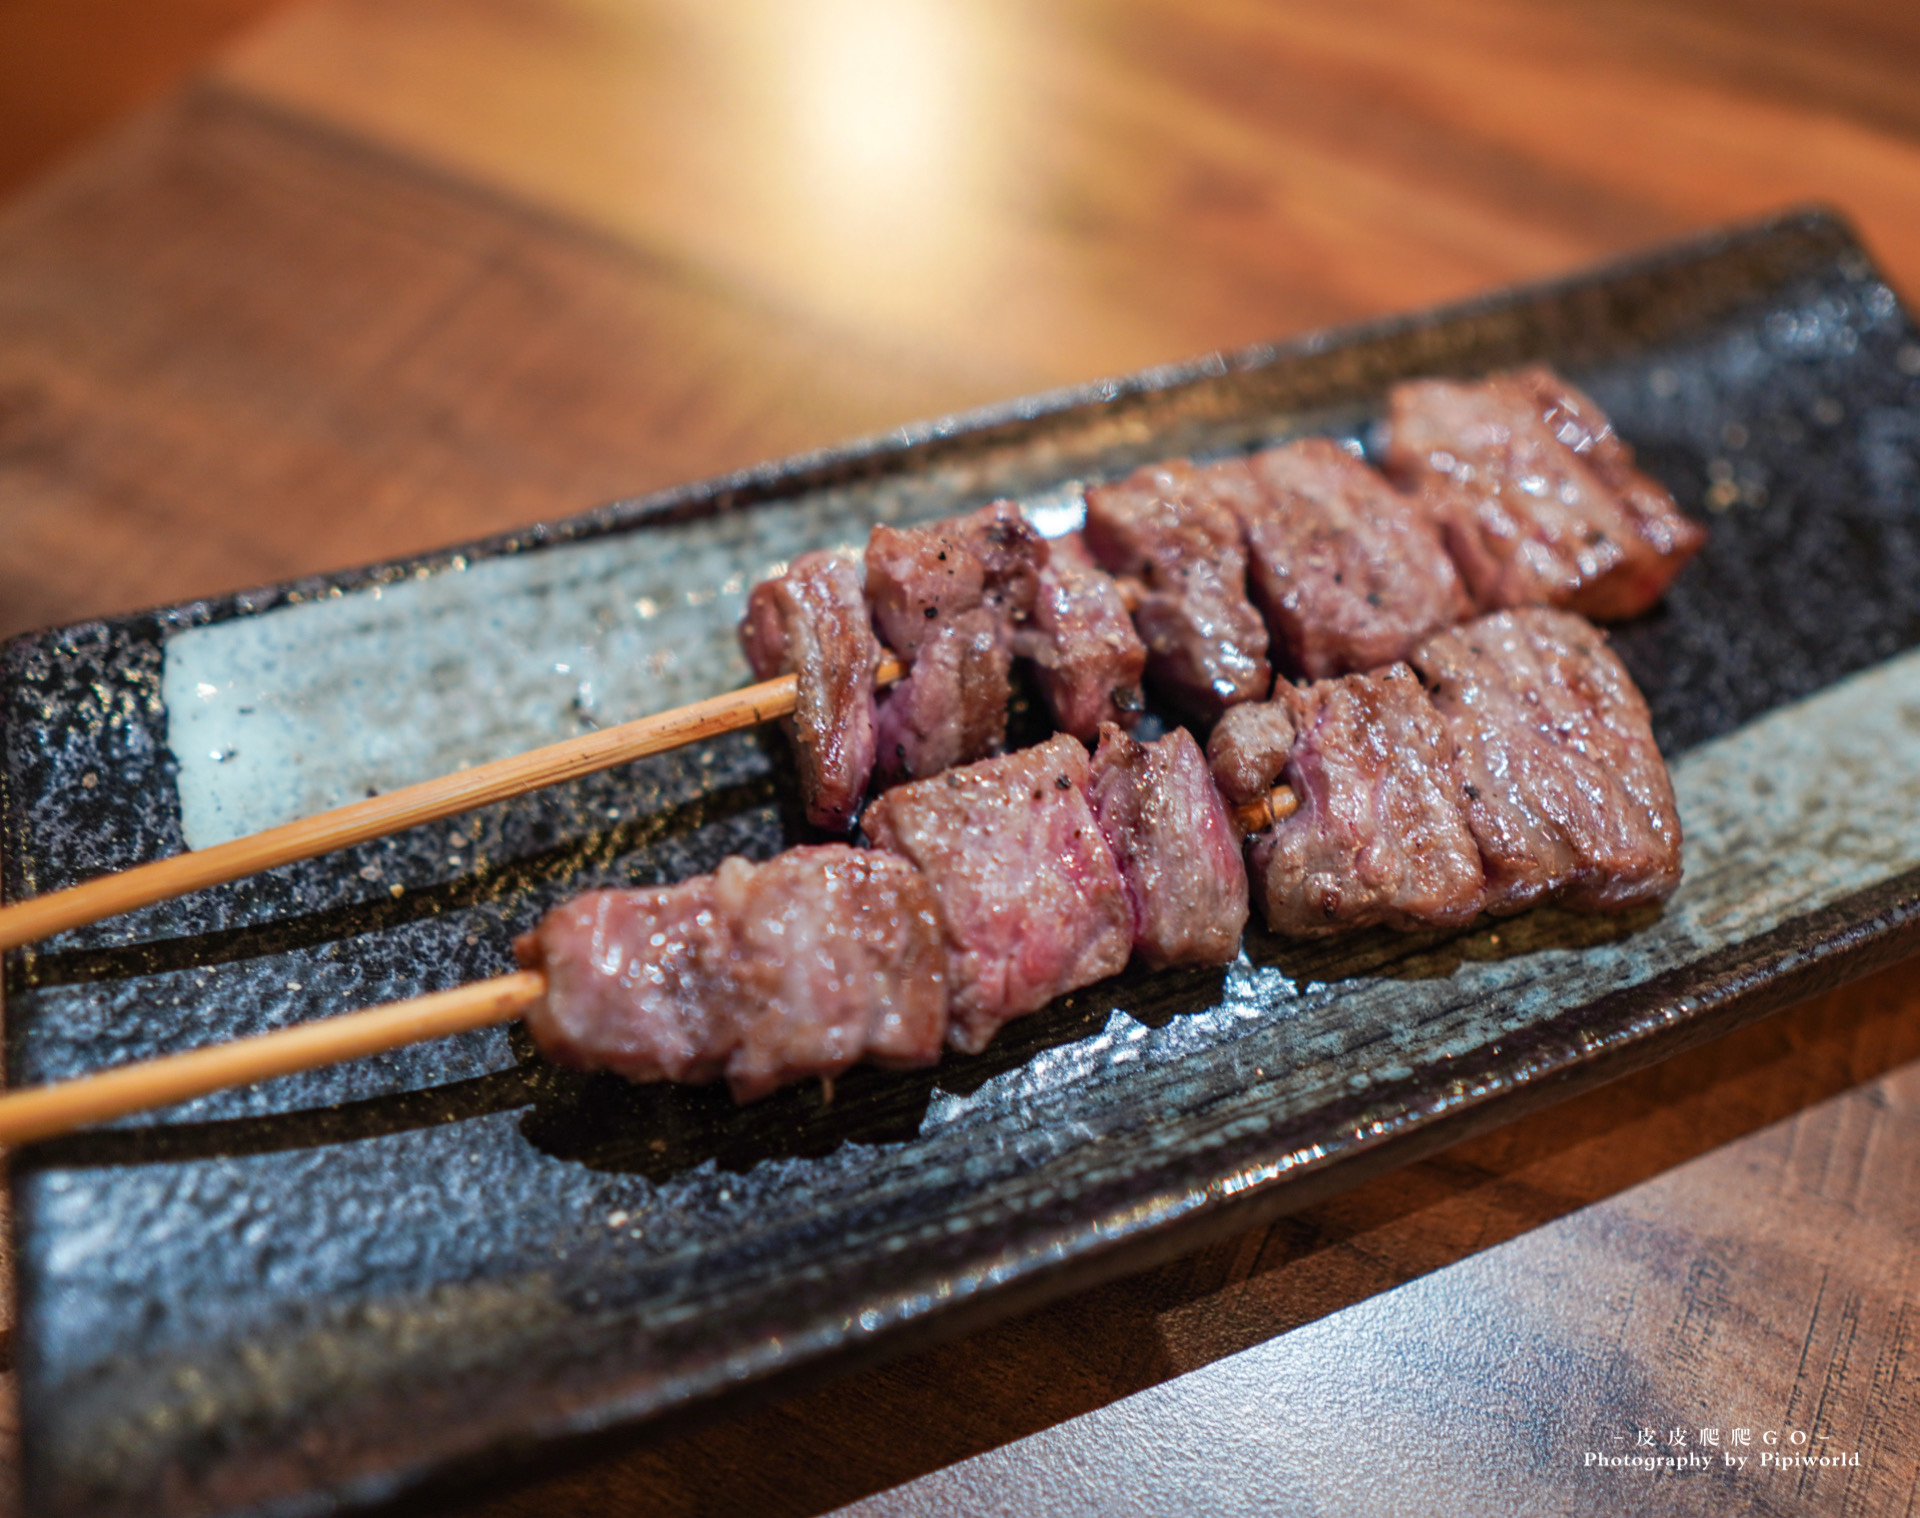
[0,768,1297,1146]
[0,972,546,1147]
[0,649,1296,953]
[0,658,903,954]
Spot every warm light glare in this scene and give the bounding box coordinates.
[766,0,990,320]
[795,0,960,200]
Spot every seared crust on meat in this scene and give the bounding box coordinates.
[1384,366,1705,620]
[1083,459,1271,718]
[1089,723,1248,968]
[864,733,1133,1053]
[1013,531,1147,739]
[1205,699,1298,807]
[517,845,948,1102]
[867,502,1046,782]
[1410,607,1682,913]
[739,549,881,831]
[1245,665,1486,935]
[1240,438,1472,678]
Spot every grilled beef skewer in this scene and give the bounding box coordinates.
[751,365,1702,837]
[522,606,1679,1102]
[518,726,1247,1099]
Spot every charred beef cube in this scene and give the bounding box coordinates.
[1384,366,1706,621]
[1082,459,1271,719]
[740,549,882,831]
[1013,531,1148,739]
[864,733,1133,1053]
[1239,438,1472,678]
[516,845,949,1102]
[867,501,1046,781]
[1089,723,1248,968]
[1410,608,1682,914]
[1221,665,1485,936]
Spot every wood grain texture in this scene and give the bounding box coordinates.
[0,87,996,644]
[214,0,1920,381]
[0,0,293,195]
[2,0,1919,1513]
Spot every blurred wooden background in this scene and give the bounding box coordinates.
[2,1,1919,1514]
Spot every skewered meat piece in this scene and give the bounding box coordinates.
[1088,723,1248,968]
[1383,366,1706,620]
[1210,665,1486,936]
[1409,607,1682,914]
[1082,459,1271,719]
[1207,699,1298,810]
[867,501,1047,782]
[739,549,882,831]
[1012,531,1148,740]
[515,845,948,1102]
[1238,438,1473,678]
[864,732,1133,1053]
[873,606,1013,788]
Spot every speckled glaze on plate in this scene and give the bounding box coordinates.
[6,208,1920,1518]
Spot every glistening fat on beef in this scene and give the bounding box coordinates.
[739,549,882,831]
[1383,365,1705,620]
[1238,438,1472,678]
[516,845,948,1102]
[863,733,1133,1053]
[1209,665,1486,935]
[1410,607,1682,914]
[1082,459,1271,719]
[866,502,1045,781]
[1088,723,1248,968]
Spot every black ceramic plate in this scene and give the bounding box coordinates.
[8,208,1920,1518]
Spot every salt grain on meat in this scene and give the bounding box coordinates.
[516,845,948,1102]
[1410,607,1682,914]
[1384,366,1705,620]
[863,733,1133,1053]
[1088,723,1248,968]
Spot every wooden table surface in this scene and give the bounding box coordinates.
[2,1,1919,1513]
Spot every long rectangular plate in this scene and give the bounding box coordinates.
[7,208,1920,1518]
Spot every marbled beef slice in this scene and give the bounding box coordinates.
[864,733,1133,1053]
[1249,664,1485,935]
[1240,438,1471,678]
[1089,723,1248,968]
[740,548,881,830]
[1013,531,1148,739]
[1083,458,1270,718]
[1384,366,1704,621]
[1410,607,1682,914]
